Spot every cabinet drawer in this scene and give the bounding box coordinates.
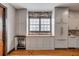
[55,39,67,48]
[68,38,77,48]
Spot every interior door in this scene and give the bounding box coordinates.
[0,7,3,56]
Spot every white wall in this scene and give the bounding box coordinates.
[2,3,16,53]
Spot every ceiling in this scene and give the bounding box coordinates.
[11,3,79,11]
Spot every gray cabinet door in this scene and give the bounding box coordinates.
[55,7,69,39]
[55,7,69,48]
[55,24,68,39]
[76,39,79,48]
[55,8,69,24]
[26,37,38,50]
[55,39,68,48]
[42,39,50,50]
[68,38,77,48]
[15,9,27,35]
[26,37,54,50]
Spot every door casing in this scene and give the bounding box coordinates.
[0,3,7,56]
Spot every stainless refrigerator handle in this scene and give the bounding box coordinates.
[60,26,63,35]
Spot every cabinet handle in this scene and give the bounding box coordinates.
[58,39,65,41]
[70,37,76,38]
[60,26,63,35]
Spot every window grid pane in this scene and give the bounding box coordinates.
[30,18,39,31]
[30,18,39,24]
[30,24,39,31]
[41,24,50,31]
[41,18,50,24]
[41,18,50,31]
[29,18,50,32]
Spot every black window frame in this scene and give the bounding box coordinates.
[28,12,52,35]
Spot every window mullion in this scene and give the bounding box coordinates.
[39,17,41,32]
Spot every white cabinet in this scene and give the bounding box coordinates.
[26,37,39,50]
[55,39,68,48]
[26,37,31,50]
[68,37,77,48]
[55,24,68,39]
[76,39,79,48]
[43,39,50,50]
[15,9,27,35]
[43,37,54,50]
[26,36,54,50]
[55,7,69,39]
[69,11,79,30]
[55,7,69,48]
[68,37,79,48]
[69,26,77,30]
[55,8,69,24]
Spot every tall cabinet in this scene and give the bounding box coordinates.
[55,7,69,48]
[15,9,27,50]
[15,9,27,35]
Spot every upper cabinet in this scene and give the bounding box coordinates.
[55,7,69,39]
[69,11,79,30]
[15,9,27,35]
[55,8,69,24]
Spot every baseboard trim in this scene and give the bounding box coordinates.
[68,48,77,49]
[55,48,68,50]
[7,48,15,55]
[55,48,77,50]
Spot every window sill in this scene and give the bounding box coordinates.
[27,35,54,37]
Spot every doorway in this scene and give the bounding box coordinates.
[0,4,7,56]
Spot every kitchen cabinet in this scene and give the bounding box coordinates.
[69,25,79,30]
[69,11,79,30]
[68,37,77,48]
[55,7,69,39]
[26,36,54,50]
[55,7,69,48]
[76,39,79,48]
[15,9,27,35]
[68,22,78,30]
[55,8,69,24]
[55,24,68,39]
[26,37,38,50]
[43,37,54,50]
[55,39,68,48]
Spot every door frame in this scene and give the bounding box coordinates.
[0,3,7,56]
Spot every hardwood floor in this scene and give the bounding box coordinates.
[9,49,79,56]
[0,41,3,55]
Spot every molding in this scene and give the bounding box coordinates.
[55,48,68,50]
[0,3,7,56]
[7,48,15,55]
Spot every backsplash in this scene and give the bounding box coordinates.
[69,30,79,36]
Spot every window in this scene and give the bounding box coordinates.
[28,12,51,35]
